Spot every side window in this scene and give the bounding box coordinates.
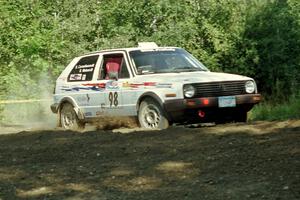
[119,59,130,79]
[99,53,130,80]
[68,55,99,82]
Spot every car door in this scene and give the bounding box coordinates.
[91,51,135,116]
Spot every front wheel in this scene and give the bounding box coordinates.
[138,98,169,129]
[60,103,85,131]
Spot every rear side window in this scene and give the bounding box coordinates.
[68,55,99,82]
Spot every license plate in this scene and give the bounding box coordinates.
[218,96,236,107]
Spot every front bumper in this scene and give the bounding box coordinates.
[164,94,261,122]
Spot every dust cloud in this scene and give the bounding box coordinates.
[92,117,139,131]
[0,74,56,134]
[0,72,140,134]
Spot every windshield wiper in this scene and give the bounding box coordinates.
[173,67,203,72]
[139,67,206,75]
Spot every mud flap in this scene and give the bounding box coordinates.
[57,108,62,127]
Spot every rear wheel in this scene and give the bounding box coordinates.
[60,103,85,131]
[138,98,169,129]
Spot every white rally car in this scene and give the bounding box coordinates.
[51,42,261,130]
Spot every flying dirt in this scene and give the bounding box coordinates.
[0,119,299,200]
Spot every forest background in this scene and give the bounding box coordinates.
[0,0,299,121]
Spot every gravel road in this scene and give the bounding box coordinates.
[0,120,299,200]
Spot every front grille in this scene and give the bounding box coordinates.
[190,81,247,98]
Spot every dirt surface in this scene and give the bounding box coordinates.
[0,120,299,200]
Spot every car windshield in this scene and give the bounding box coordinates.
[129,48,209,75]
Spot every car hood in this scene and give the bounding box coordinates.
[132,71,252,84]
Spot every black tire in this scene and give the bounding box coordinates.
[60,103,85,131]
[138,98,169,129]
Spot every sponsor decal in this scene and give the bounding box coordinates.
[61,83,106,92]
[106,80,119,89]
[129,83,144,88]
[128,82,156,88]
[69,74,82,81]
[61,81,172,92]
[143,82,156,86]
[82,83,106,89]
[75,64,95,69]
[122,82,131,88]
[124,82,172,89]
[80,68,94,73]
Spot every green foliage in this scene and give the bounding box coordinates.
[240,0,300,100]
[250,93,300,121]
[0,0,299,103]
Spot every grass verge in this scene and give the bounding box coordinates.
[249,94,300,121]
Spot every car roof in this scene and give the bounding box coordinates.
[82,46,180,57]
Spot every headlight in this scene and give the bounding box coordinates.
[245,81,255,93]
[183,84,195,98]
